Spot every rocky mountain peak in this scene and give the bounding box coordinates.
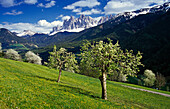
[79,14,85,19]
[51,15,98,35]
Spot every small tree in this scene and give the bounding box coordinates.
[155,73,166,90]
[47,46,79,83]
[109,71,127,82]
[142,69,156,87]
[0,43,3,57]
[5,49,22,61]
[25,51,42,65]
[80,39,143,100]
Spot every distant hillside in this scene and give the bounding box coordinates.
[0,28,27,44]
[0,28,37,52]
[0,58,170,108]
[25,32,77,47]
[123,11,170,76]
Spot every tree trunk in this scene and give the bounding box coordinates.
[99,72,107,100]
[57,68,62,83]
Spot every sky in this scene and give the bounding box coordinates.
[0,0,169,33]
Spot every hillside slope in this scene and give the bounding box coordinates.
[0,28,27,44]
[123,11,170,76]
[0,58,170,108]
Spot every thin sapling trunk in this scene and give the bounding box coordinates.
[57,65,62,83]
[99,72,107,100]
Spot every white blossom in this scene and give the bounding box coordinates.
[143,69,156,87]
[5,49,22,61]
[25,51,42,65]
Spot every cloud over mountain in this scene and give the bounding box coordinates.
[77,9,102,15]
[64,0,100,9]
[63,0,101,15]
[104,0,167,14]
[38,20,63,27]
[0,19,63,34]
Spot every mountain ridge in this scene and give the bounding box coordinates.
[15,2,169,37]
[50,2,169,35]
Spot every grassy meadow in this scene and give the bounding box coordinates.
[0,58,170,109]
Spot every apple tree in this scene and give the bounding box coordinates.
[80,39,143,100]
[47,45,79,83]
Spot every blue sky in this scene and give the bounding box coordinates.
[0,0,169,33]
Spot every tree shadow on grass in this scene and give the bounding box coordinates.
[58,83,101,99]
[30,75,100,99]
[31,75,57,82]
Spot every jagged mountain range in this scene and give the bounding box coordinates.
[17,2,170,37]
[50,15,98,35]
[50,2,170,35]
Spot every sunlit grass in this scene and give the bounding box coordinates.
[0,58,170,108]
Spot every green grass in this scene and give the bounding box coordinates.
[8,44,29,50]
[0,58,170,109]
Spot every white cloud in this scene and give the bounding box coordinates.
[0,0,38,7]
[56,15,71,21]
[44,0,56,8]
[0,0,16,7]
[38,0,56,8]
[56,14,63,19]
[64,5,75,10]
[104,0,167,15]
[37,3,43,7]
[72,8,82,13]
[3,10,23,15]
[0,20,63,34]
[0,22,47,33]
[38,20,63,27]
[61,16,71,21]
[51,21,63,26]
[38,20,52,27]
[24,0,37,4]
[63,0,100,10]
[77,9,102,15]
[63,0,101,15]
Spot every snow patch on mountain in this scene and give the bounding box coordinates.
[17,30,36,37]
[50,28,84,36]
